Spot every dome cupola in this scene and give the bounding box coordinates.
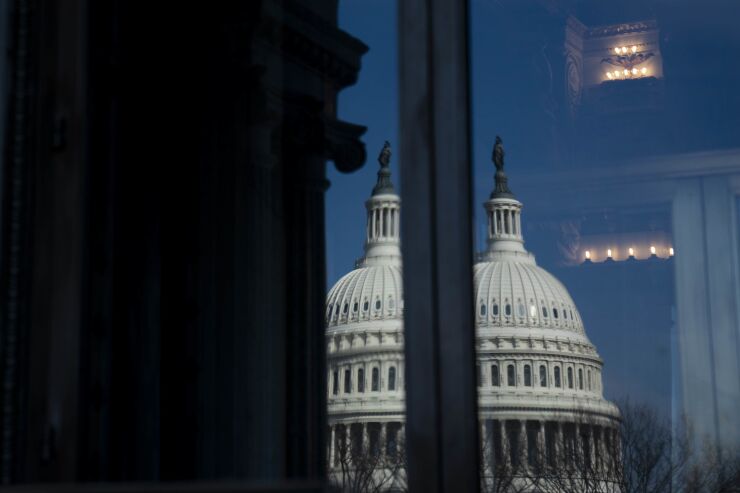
[361,141,401,266]
[326,142,403,328]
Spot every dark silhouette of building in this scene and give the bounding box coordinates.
[0,0,367,486]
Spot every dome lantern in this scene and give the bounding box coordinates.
[360,142,401,266]
[483,137,528,257]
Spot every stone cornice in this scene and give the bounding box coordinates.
[259,0,368,88]
[328,349,404,364]
[476,349,603,365]
[585,20,658,39]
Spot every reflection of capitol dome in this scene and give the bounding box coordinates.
[326,141,619,486]
[472,171,620,466]
[326,144,406,481]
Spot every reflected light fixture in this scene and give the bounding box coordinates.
[607,248,613,258]
[604,45,653,81]
[650,245,656,255]
[628,247,634,256]
[669,247,674,256]
[585,250,591,260]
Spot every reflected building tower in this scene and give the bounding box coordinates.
[326,142,620,486]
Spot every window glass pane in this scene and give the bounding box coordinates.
[472,3,740,489]
[326,3,406,488]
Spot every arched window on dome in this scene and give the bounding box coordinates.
[524,365,532,386]
[389,297,395,310]
[507,364,515,386]
[539,365,547,387]
[353,301,358,313]
[344,369,351,394]
[388,366,397,391]
[332,370,339,395]
[480,303,487,317]
[554,366,561,387]
[371,367,379,391]
[491,364,500,386]
[542,306,548,318]
[529,303,537,318]
[587,369,592,391]
[357,368,365,393]
[578,368,584,390]
[343,303,349,315]
[505,303,511,317]
[492,302,499,316]
[517,303,525,317]
[567,367,574,389]
[553,307,559,319]
[563,308,568,319]
[375,299,382,311]
[363,300,369,312]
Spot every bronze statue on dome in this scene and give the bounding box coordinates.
[378,140,391,168]
[491,135,513,198]
[372,141,395,196]
[492,135,505,171]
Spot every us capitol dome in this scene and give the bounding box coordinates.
[326,140,619,481]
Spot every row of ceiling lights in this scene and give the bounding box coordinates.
[584,246,674,262]
[606,67,648,79]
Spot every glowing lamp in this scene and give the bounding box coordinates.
[632,68,638,75]
[669,247,674,256]
[641,67,647,74]
[628,248,634,256]
[631,45,637,53]
[621,46,627,54]
[650,246,656,255]
[607,249,613,258]
[585,250,591,260]
[623,69,629,76]
[614,47,621,55]
[606,72,613,79]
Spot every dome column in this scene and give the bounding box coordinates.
[345,425,352,463]
[500,420,510,468]
[574,422,582,467]
[329,425,336,466]
[556,421,564,467]
[362,422,369,454]
[586,425,596,473]
[538,420,546,469]
[380,422,387,458]
[519,420,528,468]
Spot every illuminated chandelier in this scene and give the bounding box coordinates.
[602,45,654,80]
